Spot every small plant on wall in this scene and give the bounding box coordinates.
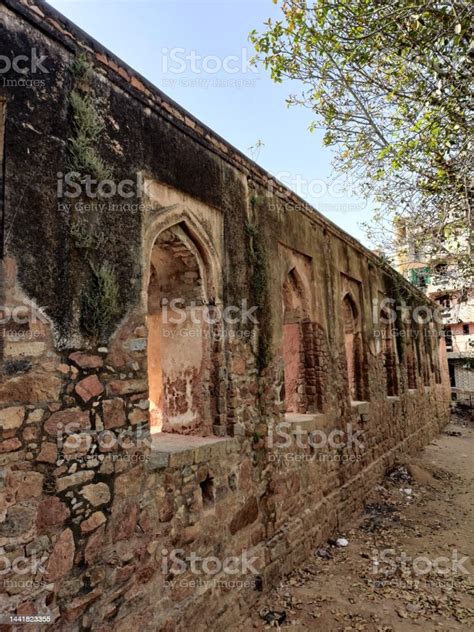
[67,53,111,180]
[66,53,120,343]
[81,262,120,343]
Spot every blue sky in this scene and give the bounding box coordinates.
[48,0,373,244]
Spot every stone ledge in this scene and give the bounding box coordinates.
[350,401,370,415]
[147,432,239,470]
[283,412,336,433]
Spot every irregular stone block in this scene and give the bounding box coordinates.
[56,470,95,492]
[0,373,62,405]
[37,497,70,529]
[8,471,43,500]
[0,503,36,538]
[69,352,104,369]
[106,379,147,396]
[80,482,111,507]
[44,408,90,436]
[0,406,25,430]
[0,437,22,453]
[102,398,126,429]
[46,528,75,581]
[37,441,58,463]
[80,511,106,533]
[75,375,104,403]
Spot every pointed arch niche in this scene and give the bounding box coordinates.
[280,251,326,414]
[342,293,365,401]
[142,181,223,436]
[379,308,399,396]
[282,267,309,413]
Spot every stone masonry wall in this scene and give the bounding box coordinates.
[0,2,451,630]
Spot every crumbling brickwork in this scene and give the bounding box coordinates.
[0,1,451,630]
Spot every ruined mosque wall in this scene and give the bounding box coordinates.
[0,1,450,629]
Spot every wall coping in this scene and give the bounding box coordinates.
[147,432,239,470]
[283,411,336,432]
[350,400,370,415]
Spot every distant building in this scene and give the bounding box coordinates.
[394,219,474,404]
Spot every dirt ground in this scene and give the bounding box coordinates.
[247,411,474,631]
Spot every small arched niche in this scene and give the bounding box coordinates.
[406,329,417,389]
[342,293,364,401]
[380,309,398,396]
[281,262,329,414]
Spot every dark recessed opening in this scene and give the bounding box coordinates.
[200,476,214,509]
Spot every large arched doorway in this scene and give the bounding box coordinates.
[282,268,309,413]
[147,222,214,435]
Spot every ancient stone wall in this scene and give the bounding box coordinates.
[0,2,451,630]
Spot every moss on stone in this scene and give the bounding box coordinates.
[246,222,272,371]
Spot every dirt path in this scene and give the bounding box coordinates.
[247,414,474,631]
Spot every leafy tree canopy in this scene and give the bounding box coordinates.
[250,0,473,287]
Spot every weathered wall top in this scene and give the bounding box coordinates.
[1,0,430,305]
